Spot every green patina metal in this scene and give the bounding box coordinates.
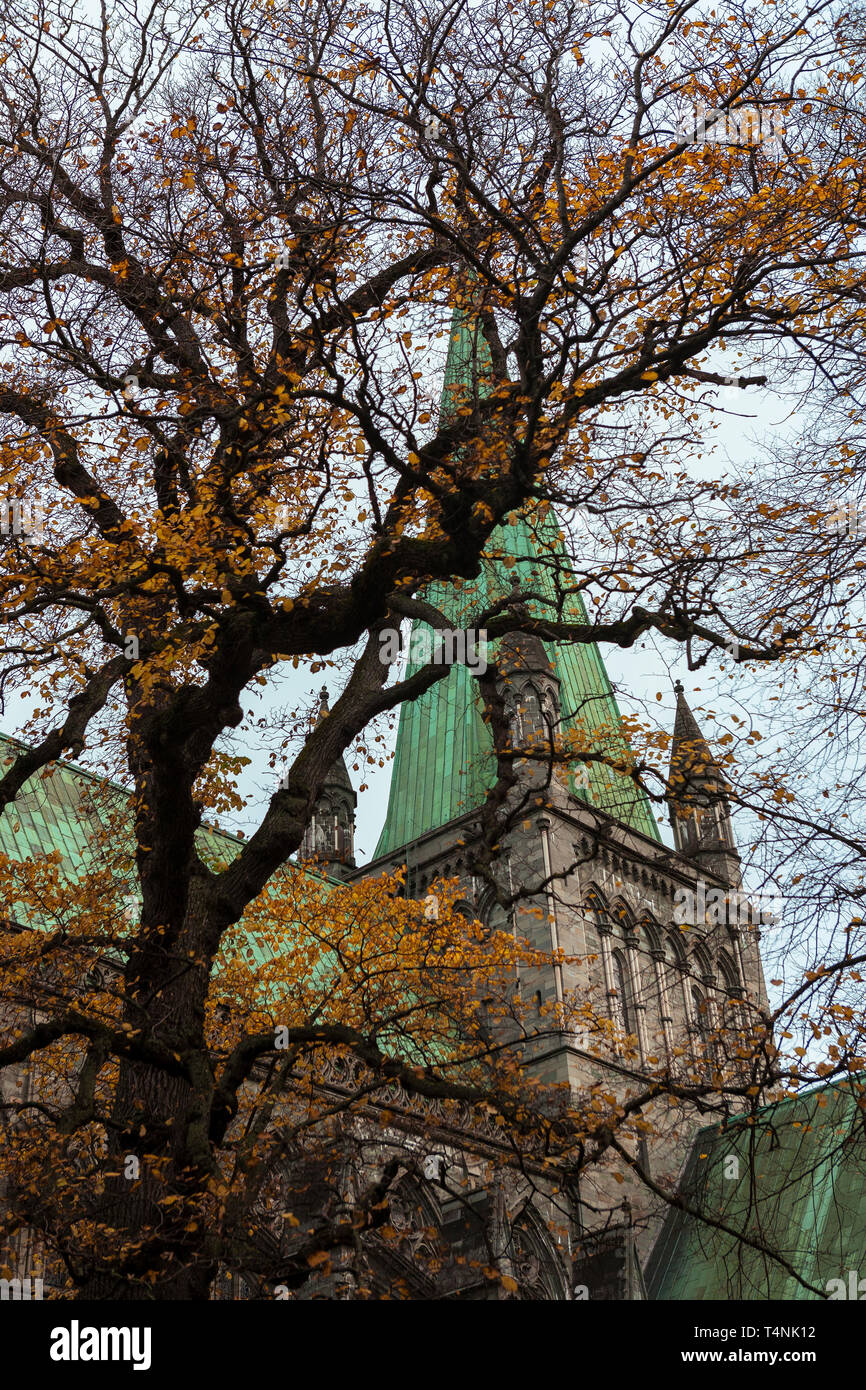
[0,734,433,1047]
[0,731,241,920]
[646,1076,866,1300]
[0,732,337,988]
[374,308,661,859]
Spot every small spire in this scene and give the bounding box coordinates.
[314,686,330,726]
[666,679,740,881]
[671,682,712,760]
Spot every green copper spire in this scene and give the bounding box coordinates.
[373,307,661,859]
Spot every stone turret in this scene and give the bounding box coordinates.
[299,687,356,877]
[667,680,741,885]
[497,583,562,788]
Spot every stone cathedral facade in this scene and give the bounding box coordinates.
[298,630,768,1299]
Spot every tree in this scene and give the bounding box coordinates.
[0,0,865,1298]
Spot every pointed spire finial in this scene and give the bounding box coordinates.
[666,677,740,880]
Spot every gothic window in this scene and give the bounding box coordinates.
[643,917,673,1065]
[692,984,706,1030]
[515,681,542,745]
[580,895,602,998]
[482,896,512,938]
[477,996,495,1044]
[365,1178,444,1299]
[336,804,350,855]
[314,807,331,853]
[691,985,715,1075]
[693,946,713,989]
[584,887,608,936]
[713,950,744,1073]
[584,887,612,1000]
[665,933,693,1061]
[611,948,632,1037]
[586,888,646,1061]
[718,949,743,999]
[540,688,559,749]
[506,1206,568,1301]
[641,918,662,958]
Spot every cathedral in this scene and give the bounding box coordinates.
[267,311,774,1296]
[1,311,862,1302]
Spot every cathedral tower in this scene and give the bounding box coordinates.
[299,687,357,878]
[667,680,741,886]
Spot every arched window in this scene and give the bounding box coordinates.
[611,948,632,1037]
[582,887,608,994]
[665,933,694,1065]
[691,985,714,1076]
[692,985,707,1034]
[335,804,352,860]
[314,800,332,853]
[515,682,542,745]
[540,689,560,755]
[507,1207,568,1300]
[477,997,495,1044]
[366,1176,444,1299]
[718,949,743,999]
[642,917,673,1066]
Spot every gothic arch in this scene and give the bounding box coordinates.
[691,983,715,1075]
[667,930,688,968]
[582,884,611,945]
[477,886,511,935]
[639,915,663,956]
[610,946,634,1037]
[607,896,633,935]
[590,897,642,1059]
[637,915,670,1061]
[511,679,543,745]
[665,930,695,1045]
[540,686,558,722]
[579,886,607,992]
[451,899,476,922]
[507,1203,569,1301]
[717,948,742,997]
[583,883,609,915]
[692,943,715,987]
[366,1174,445,1299]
